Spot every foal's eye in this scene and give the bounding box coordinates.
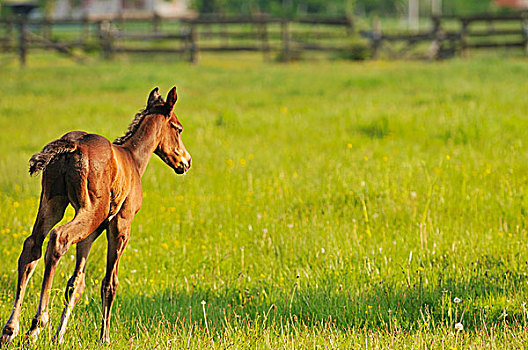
[170,122,182,133]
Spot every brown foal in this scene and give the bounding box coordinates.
[1,87,191,345]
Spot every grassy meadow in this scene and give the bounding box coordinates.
[1,53,528,348]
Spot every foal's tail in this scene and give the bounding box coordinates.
[29,138,77,176]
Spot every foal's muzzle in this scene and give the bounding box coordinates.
[175,157,191,174]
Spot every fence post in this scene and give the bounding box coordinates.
[260,19,270,61]
[153,13,161,34]
[99,20,114,59]
[17,19,27,66]
[430,16,442,60]
[522,13,528,56]
[280,19,291,62]
[190,22,199,64]
[371,17,382,60]
[80,16,89,48]
[460,19,469,57]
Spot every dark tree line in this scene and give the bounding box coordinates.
[192,0,498,16]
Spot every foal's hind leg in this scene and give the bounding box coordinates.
[53,225,105,344]
[1,195,67,344]
[27,208,107,339]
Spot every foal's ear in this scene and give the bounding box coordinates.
[147,87,160,107]
[165,86,178,111]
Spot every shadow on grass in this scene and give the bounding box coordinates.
[111,257,528,334]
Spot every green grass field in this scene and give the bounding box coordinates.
[1,53,528,348]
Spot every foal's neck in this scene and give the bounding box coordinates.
[120,114,163,176]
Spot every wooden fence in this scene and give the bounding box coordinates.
[0,14,354,65]
[0,13,527,65]
[365,13,528,59]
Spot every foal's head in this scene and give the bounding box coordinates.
[148,87,192,174]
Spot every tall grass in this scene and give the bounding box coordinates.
[1,53,528,348]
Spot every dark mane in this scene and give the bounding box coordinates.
[113,110,148,145]
[113,98,165,145]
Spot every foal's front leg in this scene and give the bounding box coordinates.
[100,216,131,344]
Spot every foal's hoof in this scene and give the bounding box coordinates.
[1,334,12,347]
[98,336,111,346]
[1,325,18,346]
[1,334,14,347]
